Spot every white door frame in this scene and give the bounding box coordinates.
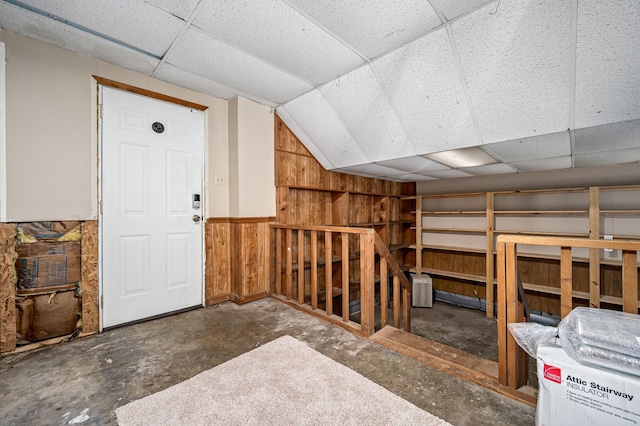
[97,83,207,330]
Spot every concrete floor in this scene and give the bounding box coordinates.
[0,298,536,425]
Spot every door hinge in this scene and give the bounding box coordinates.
[99,103,103,118]
[98,200,103,215]
[101,295,104,309]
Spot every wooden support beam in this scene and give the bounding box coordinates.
[285,229,293,300]
[505,242,519,388]
[311,231,318,310]
[342,233,349,322]
[275,228,282,296]
[560,246,573,318]
[393,276,400,328]
[589,187,600,308]
[416,196,423,273]
[360,233,375,336]
[486,192,495,318]
[380,258,388,328]
[403,287,411,333]
[298,230,305,304]
[80,221,99,334]
[325,232,333,316]
[622,250,639,314]
[496,242,507,386]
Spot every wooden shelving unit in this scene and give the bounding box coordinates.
[406,185,640,318]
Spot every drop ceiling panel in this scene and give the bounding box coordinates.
[575,1,640,128]
[429,0,494,22]
[276,108,333,169]
[0,3,159,74]
[284,0,442,59]
[373,27,479,154]
[575,148,640,168]
[574,120,640,155]
[281,90,369,168]
[452,0,572,143]
[459,163,515,176]
[153,63,242,102]
[192,0,364,85]
[483,132,571,162]
[421,169,473,179]
[14,0,185,57]
[509,156,572,172]
[142,0,201,21]
[165,28,314,105]
[393,173,438,182]
[334,163,409,178]
[374,157,448,173]
[320,65,416,162]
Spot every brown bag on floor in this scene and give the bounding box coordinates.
[28,291,80,341]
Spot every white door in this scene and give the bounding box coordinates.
[101,86,204,328]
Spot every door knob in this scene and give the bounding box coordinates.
[193,215,201,223]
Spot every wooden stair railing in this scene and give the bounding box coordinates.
[271,224,412,337]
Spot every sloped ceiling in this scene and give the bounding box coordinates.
[1,0,639,182]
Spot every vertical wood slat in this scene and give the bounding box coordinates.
[622,250,639,314]
[325,232,333,316]
[486,192,495,318]
[403,287,411,332]
[415,196,423,273]
[505,242,519,389]
[286,229,293,300]
[497,242,508,386]
[380,258,388,328]
[342,233,349,322]
[298,230,305,304]
[311,231,318,310]
[560,246,573,318]
[275,228,282,295]
[393,276,400,328]
[360,233,375,335]
[589,187,601,308]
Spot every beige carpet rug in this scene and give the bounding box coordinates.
[116,335,451,426]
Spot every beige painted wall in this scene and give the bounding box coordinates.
[0,30,233,221]
[228,96,275,217]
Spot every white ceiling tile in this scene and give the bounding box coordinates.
[14,0,185,57]
[165,28,314,105]
[154,63,240,100]
[142,0,201,21]
[574,120,640,155]
[421,169,473,179]
[452,0,572,143]
[373,26,479,154]
[429,0,494,22]
[483,131,571,162]
[575,1,640,128]
[281,90,369,168]
[374,156,448,173]
[276,108,333,169]
[575,148,640,168]
[459,163,515,176]
[0,3,159,74]
[284,0,442,59]
[395,173,439,182]
[320,65,416,162]
[192,0,364,85]
[509,156,572,172]
[335,163,409,177]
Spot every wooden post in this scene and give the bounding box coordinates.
[415,196,423,273]
[486,192,495,318]
[589,187,600,308]
[505,242,519,388]
[285,229,293,300]
[560,246,573,318]
[496,242,507,386]
[298,230,305,304]
[360,233,375,336]
[403,287,411,333]
[622,250,638,314]
[275,228,282,295]
[311,230,318,310]
[380,258,388,328]
[80,221,99,334]
[325,231,333,316]
[342,233,349,322]
[393,276,400,328]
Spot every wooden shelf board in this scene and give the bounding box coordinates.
[417,227,486,234]
[411,244,486,254]
[421,211,486,216]
[495,230,588,238]
[494,210,588,215]
[600,210,640,216]
[418,268,487,284]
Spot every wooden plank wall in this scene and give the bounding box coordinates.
[0,223,17,353]
[205,219,231,305]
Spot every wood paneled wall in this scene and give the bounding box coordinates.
[80,221,99,335]
[205,217,274,305]
[0,224,17,353]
